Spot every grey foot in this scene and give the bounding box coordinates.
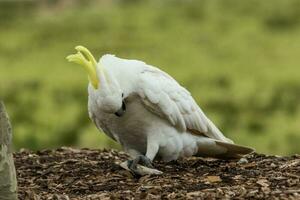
[128,155,154,170]
[128,155,154,176]
[118,156,163,176]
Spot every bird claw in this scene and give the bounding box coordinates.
[119,155,163,176]
[130,155,154,169]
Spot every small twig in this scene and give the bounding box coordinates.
[284,190,300,194]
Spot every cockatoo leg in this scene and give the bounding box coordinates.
[119,158,162,176]
[127,142,160,175]
[119,143,162,176]
[127,155,154,175]
[129,155,154,169]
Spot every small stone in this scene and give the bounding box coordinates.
[238,158,248,164]
[270,163,276,168]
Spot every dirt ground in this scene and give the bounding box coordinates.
[15,147,299,200]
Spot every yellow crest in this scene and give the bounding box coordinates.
[66,46,99,89]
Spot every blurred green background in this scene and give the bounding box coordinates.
[0,0,299,155]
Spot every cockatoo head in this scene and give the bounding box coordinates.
[66,46,125,116]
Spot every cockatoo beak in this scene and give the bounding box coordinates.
[66,45,99,89]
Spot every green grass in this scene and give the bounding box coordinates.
[0,0,300,155]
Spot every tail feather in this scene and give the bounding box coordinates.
[214,141,255,159]
[195,137,255,159]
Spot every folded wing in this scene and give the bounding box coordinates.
[137,67,231,143]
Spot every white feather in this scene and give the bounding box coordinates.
[87,54,251,162]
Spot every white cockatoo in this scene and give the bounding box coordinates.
[67,46,254,175]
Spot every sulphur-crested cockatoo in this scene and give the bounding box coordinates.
[67,46,254,175]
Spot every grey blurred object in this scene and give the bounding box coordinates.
[0,101,17,200]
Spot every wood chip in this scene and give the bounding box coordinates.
[14,149,300,199]
[205,175,222,183]
[256,179,269,187]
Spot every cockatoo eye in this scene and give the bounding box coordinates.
[115,100,126,117]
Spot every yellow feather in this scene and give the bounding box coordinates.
[66,45,99,89]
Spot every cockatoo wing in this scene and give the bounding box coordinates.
[137,67,230,142]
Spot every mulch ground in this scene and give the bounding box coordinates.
[15,147,300,200]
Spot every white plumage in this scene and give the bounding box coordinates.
[89,54,252,160]
[67,46,254,174]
